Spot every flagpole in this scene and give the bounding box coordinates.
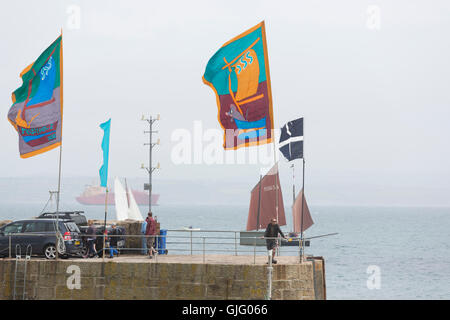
[103,187,108,261]
[292,163,295,229]
[55,28,64,260]
[300,119,305,262]
[272,139,279,223]
[99,118,111,260]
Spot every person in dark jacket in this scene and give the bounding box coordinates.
[86,222,98,258]
[264,218,286,264]
[108,224,119,258]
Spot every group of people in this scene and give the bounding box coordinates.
[85,222,121,259]
[84,211,159,259]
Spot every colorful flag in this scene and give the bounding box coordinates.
[203,21,274,150]
[8,35,63,158]
[99,119,111,188]
[279,117,304,161]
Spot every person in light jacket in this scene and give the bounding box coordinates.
[141,219,148,255]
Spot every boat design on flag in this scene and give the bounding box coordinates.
[8,36,63,158]
[203,21,274,150]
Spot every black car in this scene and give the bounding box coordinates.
[37,211,88,227]
[0,219,83,259]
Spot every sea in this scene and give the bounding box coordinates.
[1,199,449,300]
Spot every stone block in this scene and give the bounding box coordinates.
[104,285,118,299]
[272,289,282,300]
[282,289,298,300]
[119,277,133,289]
[36,287,55,300]
[248,286,265,299]
[272,280,290,290]
[55,285,73,300]
[94,285,105,300]
[94,277,105,286]
[71,287,95,300]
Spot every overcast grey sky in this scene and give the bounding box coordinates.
[1,0,449,206]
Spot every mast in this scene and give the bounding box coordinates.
[256,175,262,231]
[124,178,130,208]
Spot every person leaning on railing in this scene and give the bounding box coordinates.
[264,218,286,264]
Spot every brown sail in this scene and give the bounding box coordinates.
[246,163,286,231]
[292,189,314,233]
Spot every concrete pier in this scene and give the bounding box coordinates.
[0,255,326,300]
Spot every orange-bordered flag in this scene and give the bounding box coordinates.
[8,35,63,158]
[203,21,274,150]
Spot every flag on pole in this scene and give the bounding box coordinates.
[99,119,111,188]
[8,35,63,158]
[279,117,303,161]
[202,21,274,150]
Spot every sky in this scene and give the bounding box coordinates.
[0,0,449,206]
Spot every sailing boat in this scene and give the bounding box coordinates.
[283,189,314,247]
[114,177,144,221]
[240,163,287,246]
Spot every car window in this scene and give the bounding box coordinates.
[64,222,80,233]
[3,222,24,235]
[23,221,48,233]
[44,221,56,232]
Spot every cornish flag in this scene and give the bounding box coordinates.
[279,117,303,161]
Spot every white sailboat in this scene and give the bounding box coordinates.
[114,177,144,221]
[114,177,129,221]
[127,185,144,221]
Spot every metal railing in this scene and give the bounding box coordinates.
[1,230,311,263]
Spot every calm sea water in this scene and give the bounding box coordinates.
[1,200,449,300]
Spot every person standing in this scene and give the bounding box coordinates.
[264,218,286,264]
[141,218,148,255]
[145,212,157,259]
[86,222,98,258]
[108,224,119,258]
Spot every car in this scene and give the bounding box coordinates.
[37,211,88,227]
[0,219,83,259]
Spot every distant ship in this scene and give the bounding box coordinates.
[76,184,159,206]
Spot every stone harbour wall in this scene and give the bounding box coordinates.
[0,258,325,300]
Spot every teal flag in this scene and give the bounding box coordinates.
[99,119,111,188]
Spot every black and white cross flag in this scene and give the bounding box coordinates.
[279,117,303,161]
